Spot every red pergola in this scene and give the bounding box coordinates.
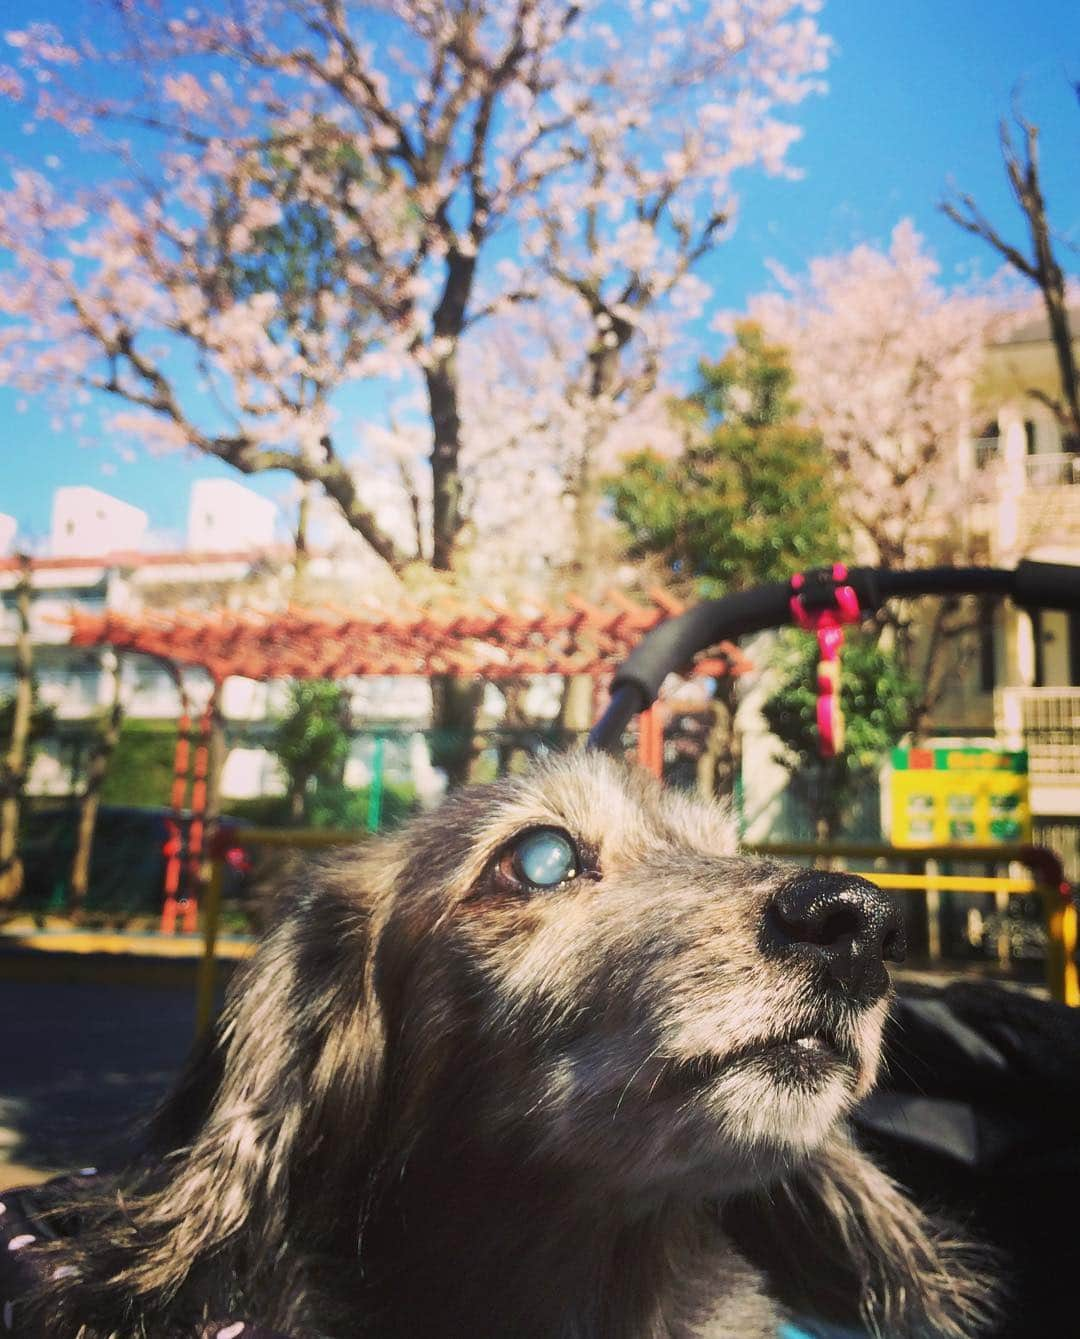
[66,592,749,682]
[65,592,749,931]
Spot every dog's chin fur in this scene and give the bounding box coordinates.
[498,1001,887,1199]
[27,753,995,1339]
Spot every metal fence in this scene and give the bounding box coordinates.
[744,840,1077,1006]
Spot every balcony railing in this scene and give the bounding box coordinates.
[973,437,1001,471]
[995,687,1080,779]
[1025,453,1080,488]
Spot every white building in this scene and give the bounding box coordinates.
[49,486,148,557]
[187,478,279,553]
[0,478,440,804]
[976,317,1080,865]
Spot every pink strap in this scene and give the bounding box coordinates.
[788,565,862,758]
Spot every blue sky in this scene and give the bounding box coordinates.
[0,0,1077,545]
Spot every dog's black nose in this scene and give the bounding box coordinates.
[763,871,905,1001]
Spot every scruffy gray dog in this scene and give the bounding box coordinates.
[32,753,991,1338]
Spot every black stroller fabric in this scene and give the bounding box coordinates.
[0,1174,290,1338]
[854,980,1080,1339]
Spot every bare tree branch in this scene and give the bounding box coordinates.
[941,96,1080,447]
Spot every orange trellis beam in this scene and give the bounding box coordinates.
[65,594,753,685]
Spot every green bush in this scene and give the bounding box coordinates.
[762,630,921,839]
[222,794,293,826]
[226,782,417,831]
[101,720,179,806]
[305,781,417,831]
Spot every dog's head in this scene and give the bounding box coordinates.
[53,753,988,1339]
[359,750,903,1197]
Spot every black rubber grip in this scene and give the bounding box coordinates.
[1012,559,1080,610]
[588,561,1079,753]
[607,583,792,705]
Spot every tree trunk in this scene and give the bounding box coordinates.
[696,678,741,804]
[0,557,33,904]
[496,679,532,777]
[1040,271,1080,449]
[1014,126,1080,449]
[555,340,629,747]
[292,483,312,595]
[422,345,482,779]
[430,676,485,790]
[558,675,596,742]
[69,651,124,916]
[206,700,226,832]
[197,692,228,890]
[573,341,622,587]
[570,437,602,592]
[288,776,309,825]
[425,355,465,573]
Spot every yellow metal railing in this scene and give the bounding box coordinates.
[746,841,1079,1007]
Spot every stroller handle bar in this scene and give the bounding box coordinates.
[588,560,1080,753]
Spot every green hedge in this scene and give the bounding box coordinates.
[100,724,417,831]
[101,720,179,806]
[226,782,417,831]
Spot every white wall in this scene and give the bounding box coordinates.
[0,514,16,555]
[50,487,148,557]
[221,746,285,799]
[187,479,277,552]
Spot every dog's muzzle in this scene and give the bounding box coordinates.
[762,871,906,1004]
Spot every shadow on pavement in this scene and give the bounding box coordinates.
[0,980,205,1175]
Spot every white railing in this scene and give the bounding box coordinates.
[972,437,1001,471]
[1025,454,1080,488]
[995,687,1080,778]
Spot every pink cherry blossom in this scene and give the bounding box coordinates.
[0,0,830,583]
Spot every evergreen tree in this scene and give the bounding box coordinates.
[270,683,352,825]
[608,322,846,596]
[762,631,921,839]
[607,323,847,800]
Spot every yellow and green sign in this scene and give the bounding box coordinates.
[890,747,1030,847]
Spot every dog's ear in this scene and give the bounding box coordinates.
[87,854,392,1317]
[724,1130,998,1338]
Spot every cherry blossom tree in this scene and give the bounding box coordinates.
[0,0,830,582]
[746,222,1007,726]
[456,294,683,588]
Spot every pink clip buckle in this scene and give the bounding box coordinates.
[788,565,862,759]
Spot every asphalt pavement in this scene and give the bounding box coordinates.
[0,980,201,1185]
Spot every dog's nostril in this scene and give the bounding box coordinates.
[818,907,862,946]
[773,902,860,947]
[764,871,905,1001]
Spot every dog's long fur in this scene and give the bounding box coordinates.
[31,754,992,1338]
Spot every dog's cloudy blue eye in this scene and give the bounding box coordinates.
[514,830,577,888]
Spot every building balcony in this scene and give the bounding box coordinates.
[972,449,1080,561]
[1023,453,1080,488]
[994,687,1080,816]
